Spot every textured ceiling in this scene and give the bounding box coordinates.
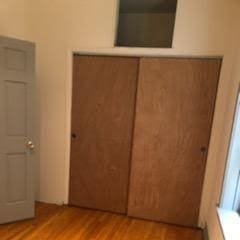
[120,0,177,13]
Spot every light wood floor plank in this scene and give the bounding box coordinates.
[0,203,203,240]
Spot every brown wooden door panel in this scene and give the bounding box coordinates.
[128,58,221,226]
[69,56,138,214]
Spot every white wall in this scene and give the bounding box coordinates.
[0,0,27,39]
[204,29,240,239]
[1,1,240,239]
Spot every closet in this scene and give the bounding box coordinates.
[69,55,221,227]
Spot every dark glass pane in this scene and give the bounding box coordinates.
[116,0,177,48]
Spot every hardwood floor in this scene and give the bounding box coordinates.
[0,203,203,240]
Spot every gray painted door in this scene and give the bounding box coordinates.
[0,36,35,224]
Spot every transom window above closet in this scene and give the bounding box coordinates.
[116,0,178,48]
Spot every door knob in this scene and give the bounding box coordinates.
[26,140,35,150]
[71,133,77,139]
[200,146,207,153]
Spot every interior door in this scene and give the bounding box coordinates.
[69,55,138,214]
[128,58,221,227]
[0,36,35,224]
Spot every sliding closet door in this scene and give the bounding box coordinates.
[69,55,138,214]
[128,58,221,226]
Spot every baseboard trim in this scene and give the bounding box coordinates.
[203,225,209,240]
